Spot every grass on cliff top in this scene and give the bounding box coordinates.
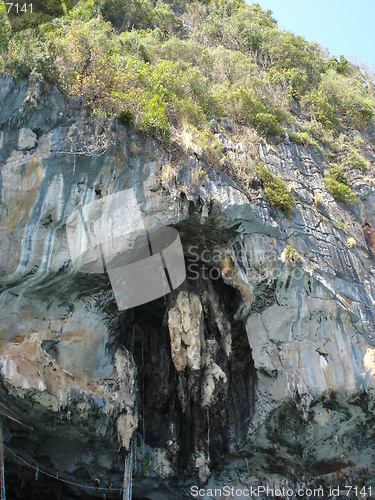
[0,0,373,210]
[1,0,374,140]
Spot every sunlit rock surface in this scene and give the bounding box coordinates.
[1,74,375,498]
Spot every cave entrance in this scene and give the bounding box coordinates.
[123,261,256,479]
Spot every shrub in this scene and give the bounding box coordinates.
[232,87,266,124]
[179,124,224,168]
[342,145,370,170]
[256,165,295,217]
[0,4,11,53]
[3,28,57,80]
[172,97,206,127]
[270,106,293,124]
[283,245,299,262]
[265,31,323,92]
[307,69,375,130]
[117,110,134,125]
[153,1,184,36]
[323,177,359,204]
[332,219,350,233]
[326,55,350,75]
[266,66,308,100]
[303,88,338,131]
[140,93,170,138]
[323,164,359,204]
[288,130,322,153]
[101,0,154,32]
[327,163,348,184]
[5,0,73,32]
[293,120,338,150]
[101,0,183,34]
[255,112,283,136]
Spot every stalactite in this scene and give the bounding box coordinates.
[207,409,210,461]
[0,417,6,500]
[122,436,134,500]
[141,343,145,458]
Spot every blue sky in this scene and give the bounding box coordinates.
[252,1,375,70]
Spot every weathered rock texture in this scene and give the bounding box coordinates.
[1,75,375,498]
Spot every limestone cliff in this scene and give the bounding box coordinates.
[1,74,375,499]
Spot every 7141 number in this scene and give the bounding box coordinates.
[6,3,33,14]
[345,486,372,497]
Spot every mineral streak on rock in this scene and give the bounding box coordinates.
[0,74,375,498]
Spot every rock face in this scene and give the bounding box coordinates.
[1,74,375,498]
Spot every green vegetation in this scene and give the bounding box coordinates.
[323,164,359,204]
[332,219,350,234]
[117,110,134,125]
[342,144,370,170]
[288,130,322,154]
[284,245,300,263]
[256,165,295,217]
[1,0,373,140]
[5,0,75,33]
[255,112,283,136]
[0,0,373,214]
[139,93,170,138]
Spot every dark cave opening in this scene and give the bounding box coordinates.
[124,260,257,480]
